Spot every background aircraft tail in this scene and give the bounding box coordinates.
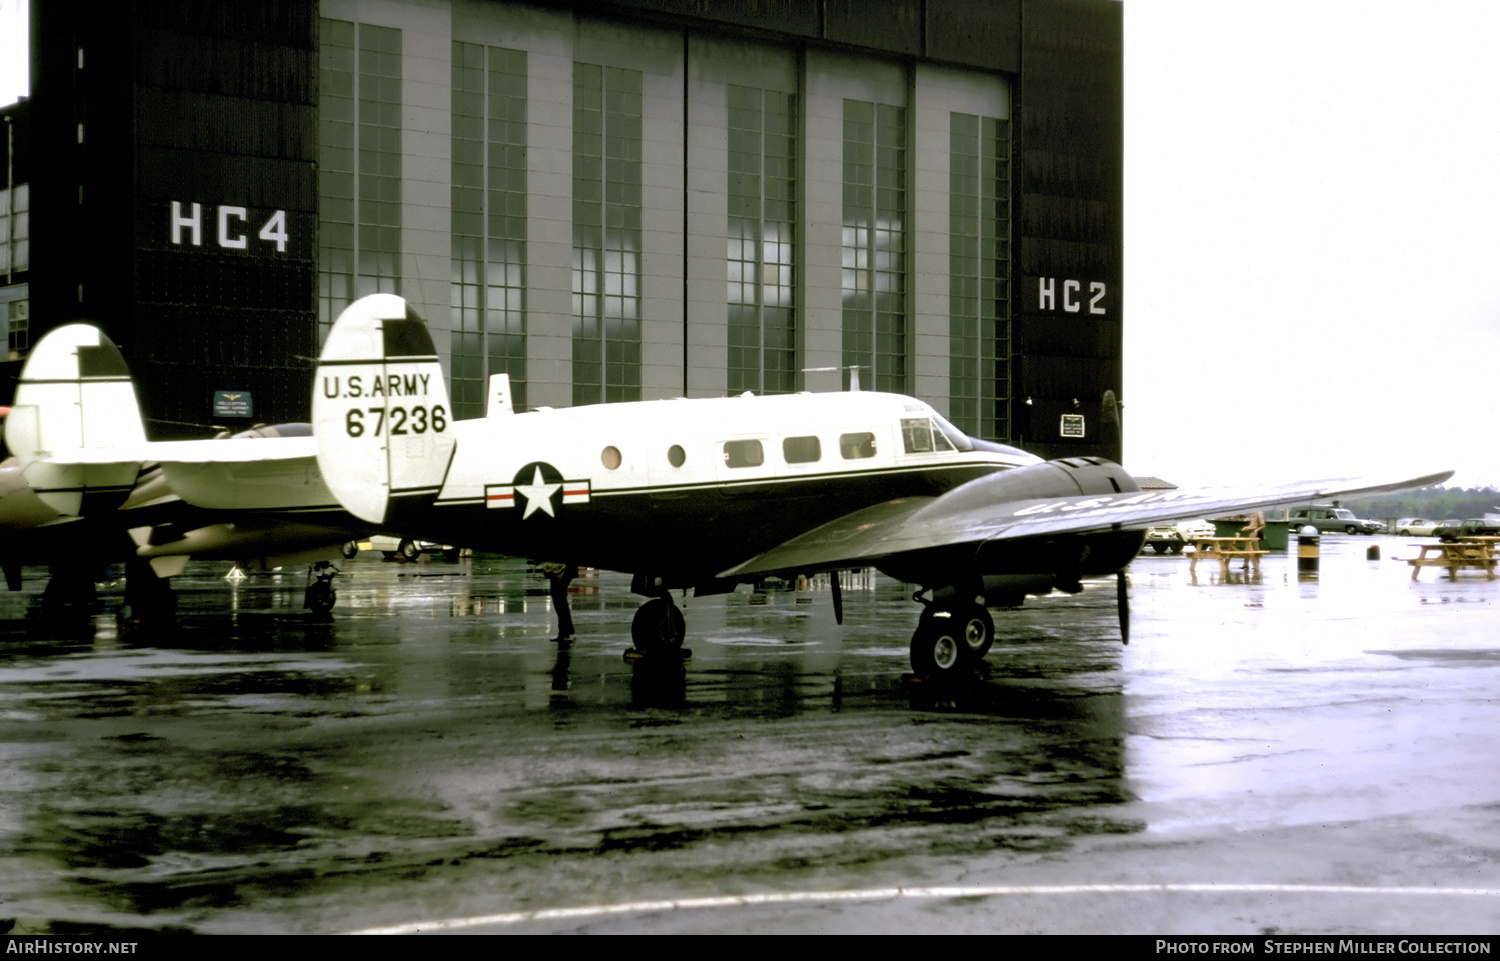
[312,294,456,527]
[5,324,146,515]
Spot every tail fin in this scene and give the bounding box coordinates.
[312,294,456,526]
[6,324,146,514]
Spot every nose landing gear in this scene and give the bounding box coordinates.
[630,594,686,656]
[303,561,339,614]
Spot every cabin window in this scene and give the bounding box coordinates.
[839,432,877,459]
[601,446,622,470]
[901,418,934,453]
[668,444,686,467]
[723,439,764,468]
[782,435,821,464]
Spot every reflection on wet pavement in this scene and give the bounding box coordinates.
[0,554,1140,934]
[1,537,1498,934]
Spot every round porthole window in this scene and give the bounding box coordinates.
[601,446,622,470]
[668,444,686,467]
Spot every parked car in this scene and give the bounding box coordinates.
[1433,519,1500,542]
[1395,518,1440,536]
[1142,518,1216,554]
[1285,507,1382,535]
[345,535,460,562]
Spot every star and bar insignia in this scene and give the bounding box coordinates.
[485,462,591,519]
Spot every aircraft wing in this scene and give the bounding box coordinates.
[720,469,1454,579]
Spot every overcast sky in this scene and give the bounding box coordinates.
[1122,0,1500,490]
[1,2,1496,490]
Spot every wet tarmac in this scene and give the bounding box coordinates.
[1,536,1499,935]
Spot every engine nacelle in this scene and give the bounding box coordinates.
[876,457,1145,596]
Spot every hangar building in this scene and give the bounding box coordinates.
[2,0,1121,461]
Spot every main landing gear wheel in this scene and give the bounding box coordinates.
[631,596,685,655]
[957,604,994,660]
[910,609,973,677]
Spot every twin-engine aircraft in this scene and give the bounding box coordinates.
[300,294,1448,675]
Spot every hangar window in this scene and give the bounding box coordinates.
[727,85,797,397]
[572,63,643,406]
[782,436,821,464]
[839,432,877,459]
[723,439,764,468]
[319,19,403,346]
[841,99,907,394]
[948,112,1011,440]
[450,42,529,418]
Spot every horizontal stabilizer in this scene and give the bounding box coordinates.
[31,436,318,467]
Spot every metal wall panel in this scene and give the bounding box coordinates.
[824,0,923,57]
[1012,0,1122,462]
[126,2,319,434]
[926,0,1021,73]
[594,0,822,39]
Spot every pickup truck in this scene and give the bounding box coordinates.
[1285,507,1382,535]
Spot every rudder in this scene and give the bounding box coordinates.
[312,294,456,527]
[6,325,146,514]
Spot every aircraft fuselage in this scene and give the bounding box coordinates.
[389,391,1046,586]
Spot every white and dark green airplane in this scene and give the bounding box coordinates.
[304,294,1448,674]
[8,294,1451,673]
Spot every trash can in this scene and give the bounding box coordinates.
[1210,517,1288,551]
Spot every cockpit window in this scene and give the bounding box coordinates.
[928,411,973,452]
[901,418,934,453]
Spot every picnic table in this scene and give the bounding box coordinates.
[1188,536,1269,576]
[1407,540,1497,581]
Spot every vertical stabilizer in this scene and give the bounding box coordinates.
[6,325,146,514]
[312,294,456,527]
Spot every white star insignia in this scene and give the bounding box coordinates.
[514,466,561,519]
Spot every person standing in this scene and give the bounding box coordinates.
[540,561,578,642]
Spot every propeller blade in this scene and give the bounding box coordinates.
[831,569,843,625]
[1117,569,1130,645]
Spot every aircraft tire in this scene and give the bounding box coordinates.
[342,541,359,559]
[399,539,421,561]
[631,597,685,654]
[909,614,970,677]
[957,604,994,660]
